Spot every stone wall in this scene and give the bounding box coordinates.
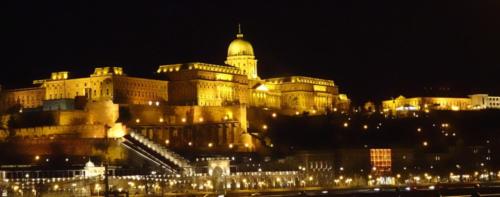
[128,105,247,130]
[13,125,106,138]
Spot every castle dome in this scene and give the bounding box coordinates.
[85,159,95,167]
[227,25,254,57]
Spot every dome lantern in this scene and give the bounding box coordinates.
[227,24,255,57]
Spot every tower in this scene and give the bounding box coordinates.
[225,24,259,80]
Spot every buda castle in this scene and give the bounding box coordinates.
[0,27,350,152]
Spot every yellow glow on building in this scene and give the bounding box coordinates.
[51,71,69,80]
[313,85,327,92]
[215,73,233,81]
[107,123,126,138]
[382,95,473,114]
[256,84,269,91]
[0,27,353,153]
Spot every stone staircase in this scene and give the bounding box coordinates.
[122,131,192,175]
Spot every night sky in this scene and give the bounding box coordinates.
[3,1,500,104]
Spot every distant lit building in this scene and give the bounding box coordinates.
[382,94,500,114]
[469,94,500,109]
[370,149,391,175]
[382,95,472,114]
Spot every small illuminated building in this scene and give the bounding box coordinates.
[469,94,500,109]
[83,160,105,178]
[382,95,472,114]
[370,149,391,175]
[206,158,231,176]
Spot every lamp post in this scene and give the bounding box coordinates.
[104,124,111,197]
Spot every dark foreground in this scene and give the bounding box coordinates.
[223,185,500,197]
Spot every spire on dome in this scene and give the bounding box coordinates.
[237,23,244,38]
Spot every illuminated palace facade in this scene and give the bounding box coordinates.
[157,30,350,114]
[0,30,350,151]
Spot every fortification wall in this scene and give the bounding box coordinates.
[13,125,106,138]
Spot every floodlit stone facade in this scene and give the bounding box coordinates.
[0,29,350,152]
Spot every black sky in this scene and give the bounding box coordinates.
[2,1,500,104]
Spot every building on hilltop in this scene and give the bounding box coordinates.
[0,27,350,152]
[157,27,350,115]
[382,94,500,115]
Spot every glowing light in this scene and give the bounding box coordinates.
[35,155,40,160]
[148,101,153,106]
[159,118,164,123]
[363,125,368,130]
[295,111,300,115]
[228,144,233,149]
[417,128,422,132]
[155,101,160,106]
[199,117,204,122]
[256,84,269,91]
[423,141,428,147]
[244,143,249,148]
[135,118,140,123]
[343,122,349,127]
[262,124,268,130]
[188,142,193,146]
[165,140,170,145]
[272,112,277,118]
[181,118,186,123]
[208,143,213,148]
